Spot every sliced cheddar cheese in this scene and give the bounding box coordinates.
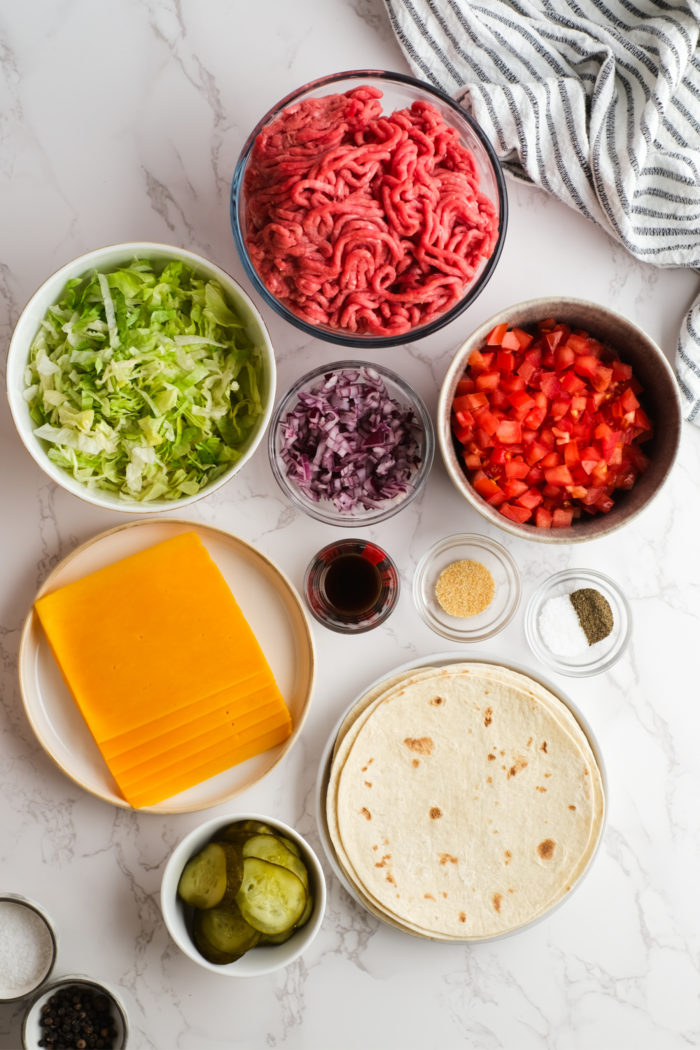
[34,531,292,807]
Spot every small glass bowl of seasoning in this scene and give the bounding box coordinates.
[412,533,521,642]
[525,568,631,676]
[0,894,56,1003]
[304,539,400,634]
[22,976,128,1050]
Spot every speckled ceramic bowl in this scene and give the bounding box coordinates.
[437,297,681,543]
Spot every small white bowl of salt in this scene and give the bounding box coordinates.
[0,895,56,1001]
[525,568,631,677]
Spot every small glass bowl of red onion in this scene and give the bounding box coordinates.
[268,360,434,526]
[231,69,507,348]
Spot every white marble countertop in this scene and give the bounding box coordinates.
[2,2,700,1048]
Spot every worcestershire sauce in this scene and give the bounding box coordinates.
[304,539,399,633]
[321,553,382,616]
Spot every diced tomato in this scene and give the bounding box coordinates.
[451,319,651,529]
[496,349,515,373]
[496,419,522,444]
[544,464,574,486]
[468,348,495,372]
[455,376,475,395]
[516,487,544,510]
[539,372,562,399]
[508,390,536,414]
[485,323,508,346]
[476,370,501,392]
[503,478,529,499]
[554,344,575,370]
[500,502,533,524]
[472,472,501,500]
[504,457,530,479]
[535,506,553,528]
[462,451,483,470]
[552,507,574,527]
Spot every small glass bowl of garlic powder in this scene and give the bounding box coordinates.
[525,568,631,676]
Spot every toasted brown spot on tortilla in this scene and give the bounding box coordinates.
[536,785,547,793]
[424,893,435,901]
[438,853,458,865]
[386,873,396,886]
[412,759,420,768]
[544,772,552,778]
[488,753,496,761]
[429,807,443,819]
[527,736,533,747]
[361,758,374,771]
[492,893,502,913]
[504,850,512,864]
[537,838,556,859]
[540,741,548,753]
[364,781,372,788]
[458,912,467,923]
[484,707,493,727]
[404,737,434,755]
[430,696,444,706]
[360,807,371,820]
[507,756,528,778]
[374,853,391,868]
[487,776,493,784]
[569,804,576,811]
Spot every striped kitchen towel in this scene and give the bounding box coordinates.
[385,0,700,422]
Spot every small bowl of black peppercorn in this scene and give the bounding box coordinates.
[21,976,128,1050]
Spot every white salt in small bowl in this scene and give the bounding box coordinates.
[0,895,56,1001]
[525,568,631,677]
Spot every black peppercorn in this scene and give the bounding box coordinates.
[38,984,119,1050]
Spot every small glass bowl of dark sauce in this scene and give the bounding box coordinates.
[304,540,400,633]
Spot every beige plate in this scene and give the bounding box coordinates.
[19,519,315,813]
[315,652,606,940]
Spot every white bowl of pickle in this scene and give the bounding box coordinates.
[160,813,326,976]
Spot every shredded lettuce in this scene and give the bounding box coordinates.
[24,258,266,501]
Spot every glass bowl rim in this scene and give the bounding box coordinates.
[412,531,521,642]
[230,68,508,348]
[524,566,632,677]
[0,894,57,1002]
[268,358,435,526]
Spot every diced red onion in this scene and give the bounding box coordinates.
[278,367,422,512]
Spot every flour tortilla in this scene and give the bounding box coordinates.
[328,663,604,940]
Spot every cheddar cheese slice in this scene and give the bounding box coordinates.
[34,531,292,806]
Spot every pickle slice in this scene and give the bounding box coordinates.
[242,834,309,890]
[214,841,245,904]
[279,835,301,858]
[235,857,307,934]
[177,842,227,909]
[295,889,314,930]
[219,820,275,843]
[193,903,261,963]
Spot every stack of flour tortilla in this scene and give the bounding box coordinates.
[323,661,605,940]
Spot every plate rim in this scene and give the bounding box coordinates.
[19,517,316,814]
[315,649,607,941]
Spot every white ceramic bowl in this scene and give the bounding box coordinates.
[161,813,326,977]
[7,242,276,513]
[22,976,128,1050]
